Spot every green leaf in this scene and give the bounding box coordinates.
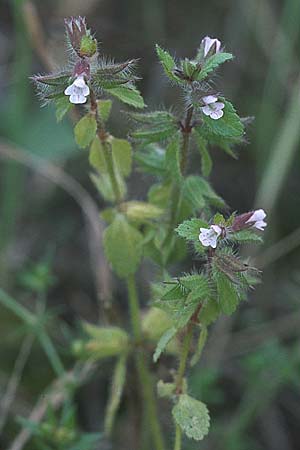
[135,145,166,176]
[165,136,182,182]
[89,136,107,172]
[91,172,126,202]
[179,274,209,291]
[230,230,263,244]
[153,326,177,362]
[194,131,212,177]
[175,218,207,241]
[157,380,176,398]
[155,44,180,82]
[190,326,208,367]
[103,215,143,278]
[161,284,185,301]
[104,355,127,436]
[132,124,177,143]
[74,113,97,149]
[198,298,220,326]
[182,176,206,211]
[105,86,145,108]
[111,138,132,177]
[129,110,175,125]
[73,324,129,360]
[202,99,244,139]
[197,52,233,81]
[214,271,240,315]
[172,394,210,440]
[122,201,163,222]
[148,182,172,207]
[97,99,112,122]
[183,175,225,209]
[55,96,73,122]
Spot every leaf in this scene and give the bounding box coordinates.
[194,131,212,177]
[105,86,145,108]
[197,52,233,81]
[74,113,97,149]
[183,175,225,209]
[190,326,208,367]
[55,96,73,122]
[214,271,240,315]
[91,172,126,202]
[32,72,71,86]
[165,136,182,182]
[103,215,143,277]
[153,326,177,362]
[104,355,127,436]
[97,99,112,122]
[175,218,208,241]
[135,145,166,176]
[157,380,176,398]
[172,394,210,441]
[202,99,244,139]
[73,324,129,360]
[122,201,163,221]
[161,284,185,301]
[148,182,172,207]
[156,44,180,82]
[89,136,107,172]
[129,110,175,125]
[131,124,177,143]
[182,176,205,211]
[198,298,220,326]
[111,138,132,177]
[230,230,263,244]
[179,274,209,291]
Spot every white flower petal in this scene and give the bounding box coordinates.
[199,225,221,248]
[81,84,90,96]
[69,93,87,104]
[74,75,86,88]
[202,37,222,57]
[214,102,225,111]
[253,220,267,231]
[211,225,222,236]
[202,95,218,104]
[64,85,74,95]
[246,209,266,223]
[210,110,224,120]
[202,106,213,116]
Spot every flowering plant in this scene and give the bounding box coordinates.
[30,17,266,450]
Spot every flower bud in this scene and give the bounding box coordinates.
[232,209,267,232]
[201,36,221,58]
[64,16,97,57]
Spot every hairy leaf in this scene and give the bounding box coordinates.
[194,131,212,177]
[103,215,143,278]
[97,99,112,122]
[55,96,73,122]
[74,113,97,149]
[155,44,180,82]
[172,394,210,440]
[153,326,178,362]
[176,218,208,241]
[165,136,182,182]
[89,136,107,173]
[111,138,132,177]
[197,52,233,81]
[202,99,244,139]
[105,85,145,108]
[214,271,240,315]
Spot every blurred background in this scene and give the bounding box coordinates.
[1,0,300,449]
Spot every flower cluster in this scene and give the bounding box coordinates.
[201,95,225,120]
[199,209,267,248]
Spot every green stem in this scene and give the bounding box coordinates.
[102,139,122,204]
[175,325,194,393]
[127,274,165,450]
[174,424,182,450]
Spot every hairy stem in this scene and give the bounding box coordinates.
[174,424,182,450]
[163,105,194,263]
[127,275,165,450]
[175,324,194,394]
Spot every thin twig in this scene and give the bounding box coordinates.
[0,335,34,435]
[8,362,95,450]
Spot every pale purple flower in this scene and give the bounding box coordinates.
[245,209,267,231]
[201,37,221,58]
[201,95,225,120]
[64,75,90,104]
[199,225,222,248]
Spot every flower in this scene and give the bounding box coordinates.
[201,37,221,58]
[201,95,225,120]
[245,209,267,231]
[64,75,90,104]
[199,225,222,248]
